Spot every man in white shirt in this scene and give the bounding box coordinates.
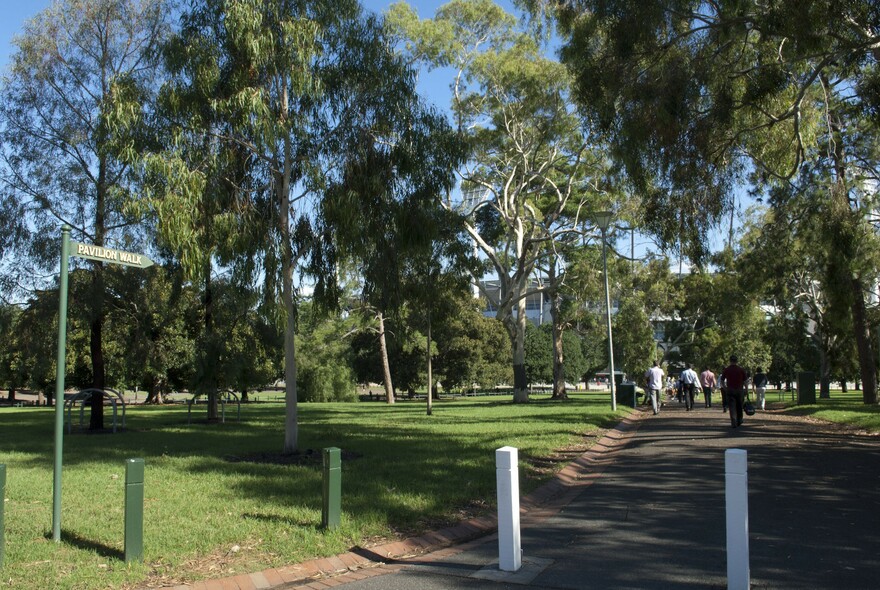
[681,364,700,411]
[644,360,665,415]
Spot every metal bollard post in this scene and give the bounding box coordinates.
[1,464,6,568]
[322,448,341,530]
[496,446,522,572]
[725,449,749,590]
[124,458,144,563]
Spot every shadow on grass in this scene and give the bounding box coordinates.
[52,529,123,561]
[242,511,320,529]
[1,399,620,531]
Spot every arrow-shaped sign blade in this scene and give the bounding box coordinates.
[70,242,154,268]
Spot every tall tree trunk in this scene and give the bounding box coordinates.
[377,311,395,404]
[549,286,567,400]
[280,169,299,454]
[818,344,831,399]
[512,297,529,403]
[88,266,106,429]
[850,278,877,404]
[204,259,218,421]
[282,237,298,453]
[88,182,107,429]
[144,378,166,404]
[551,324,566,399]
[426,309,433,416]
[86,65,112,430]
[8,386,15,404]
[825,92,877,405]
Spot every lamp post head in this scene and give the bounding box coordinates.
[594,211,613,232]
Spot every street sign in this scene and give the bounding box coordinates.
[71,241,153,268]
[53,230,153,542]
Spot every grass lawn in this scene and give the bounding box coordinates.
[0,392,623,589]
[773,388,880,432]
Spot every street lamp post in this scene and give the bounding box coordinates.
[595,211,617,411]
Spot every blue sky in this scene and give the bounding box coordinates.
[0,1,51,68]
[0,1,462,140]
[0,0,684,260]
[0,1,461,72]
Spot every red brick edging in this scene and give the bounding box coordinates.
[158,410,647,590]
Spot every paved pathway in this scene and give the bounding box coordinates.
[162,403,880,590]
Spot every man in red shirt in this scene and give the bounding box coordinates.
[721,355,748,428]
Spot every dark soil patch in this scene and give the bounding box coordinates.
[524,432,603,477]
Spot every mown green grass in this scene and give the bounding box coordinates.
[773,388,880,432]
[0,393,622,589]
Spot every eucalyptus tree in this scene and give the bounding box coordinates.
[132,119,259,418]
[132,135,264,417]
[0,305,25,403]
[738,202,851,395]
[102,263,200,403]
[535,234,600,399]
[0,0,171,427]
[550,0,880,403]
[1,286,69,403]
[612,295,657,383]
[394,207,477,413]
[323,118,465,406]
[387,0,610,403]
[206,276,283,400]
[138,0,462,451]
[295,300,357,402]
[430,291,511,392]
[523,321,552,384]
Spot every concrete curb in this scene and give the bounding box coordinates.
[157,410,648,590]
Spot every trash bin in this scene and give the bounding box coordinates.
[797,372,816,405]
[616,382,637,408]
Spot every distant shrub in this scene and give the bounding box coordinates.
[298,363,358,402]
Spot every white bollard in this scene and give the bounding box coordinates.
[496,446,522,572]
[725,449,750,590]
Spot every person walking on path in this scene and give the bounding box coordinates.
[753,367,769,410]
[722,355,748,428]
[644,360,665,415]
[681,364,699,411]
[699,366,716,408]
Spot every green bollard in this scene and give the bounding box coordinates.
[322,448,341,530]
[1,464,6,568]
[124,458,144,563]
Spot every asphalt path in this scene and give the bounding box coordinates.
[327,403,880,590]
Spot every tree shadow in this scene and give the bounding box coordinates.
[52,529,124,561]
[241,511,319,529]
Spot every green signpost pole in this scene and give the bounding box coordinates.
[124,458,145,563]
[52,226,71,543]
[49,233,150,544]
[1,463,6,568]
[322,448,341,530]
